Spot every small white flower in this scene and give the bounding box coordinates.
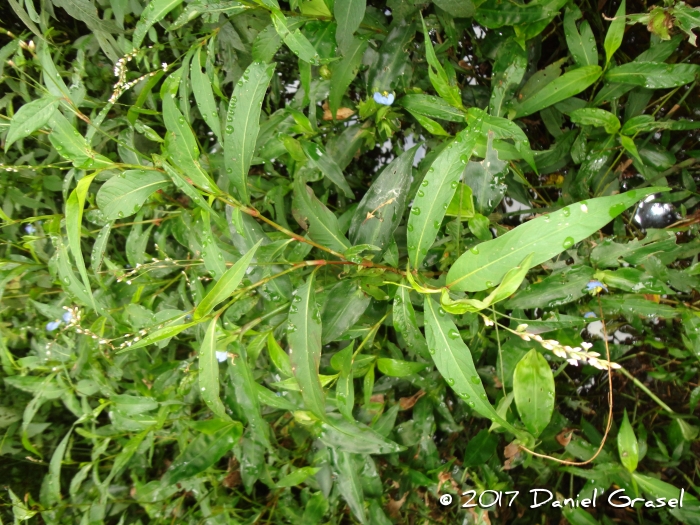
[215,351,228,363]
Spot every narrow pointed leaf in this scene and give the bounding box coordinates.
[513,349,555,437]
[96,169,170,220]
[191,48,222,143]
[5,96,59,150]
[292,179,351,253]
[349,146,417,253]
[329,36,368,116]
[424,297,530,442]
[133,0,184,49]
[65,173,97,311]
[604,0,626,65]
[393,283,430,358]
[287,273,326,419]
[407,126,479,268]
[447,188,669,292]
[514,65,602,118]
[301,141,354,198]
[617,409,638,472]
[224,61,275,204]
[194,240,261,319]
[335,0,366,53]
[199,318,231,421]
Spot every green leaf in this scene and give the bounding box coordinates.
[564,6,598,68]
[446,188,669,292]
[333,344,355,420]
[5,96,59,150]
[191,48,222,144]
[570,108,620,134]
[433,0,475,18]
[133,0,184,49]
[331,449,366,523]
[396,94,467,122]
[368,21,415,92]
[441,253,533,314]
[229,342,271,448]
[505,265,594,309]
[271,10,321,64]
[57,240,93,306]
[198,210,227,280]
[321,280,370,344]
[329,36,369,117]
[392,282,430,359]
[224,61,275,204]
[102,429,150,487]
[49,112,113,169]
[65,173,97,312]
[199,318,231,421]
[164,422,243,484]
[603,0,626,65]
[292,179,351,253]
[462,428,497,467]
[252,23,282,62]
[489,38,527,117]
[301,141,354,198]
[334,0,366,53]
[407,126,479,268]
[276,466,321,488]
[515,65,601,118]
[96,170,170,220]
[621,114,700,135]
[46,428,73,504]
[423,297,530,442]
[349,146,417,253]
[376,358,427,377]
[464,132,508,216]
[194,240,261,320]
[513,349,555,437]
[163,93,218,193]
[288,273,326,420]
[445,183,475,218]
[420,16,462,109]
[617,409,638,472]
[604,62,700,89]
[267,332,293,377]
[409,112,449,136]
[633,473,700,524]
[620,135,643,164]
[320,414,404,454]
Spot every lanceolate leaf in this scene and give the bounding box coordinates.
[617,409,639,472]
[423,297,530,442]
[190,48,222,143]
[349,146,417,253]
[329,36,369,117]
[271,10,321,64]
[49,112,113,169]
[199,318,231,421]
[164,422,243,484]
[603,0,626,65]
[407,126,479,268]
[194,240,261,319]
[65,173,97,311]
[96,170,170,220]
[447,188,669,292]
[335,0,366,54]
[321,280,370,344]
[292,179,351,253]
[513,349,555,437]
[420,16,462,109]
[563,6,598,68]
[393,282,430,359]
[163,93,218,192]
[321,414,404,454]
[301,141,354,198]
[287,273,326,420]
[514,65,602,118]
[133,0,184,49]
[489,38,527,118]
[331,449,366,523]
[5,96,59,150]
[605,62,700,89]
[396,94,467,122]
[224,61,275,204]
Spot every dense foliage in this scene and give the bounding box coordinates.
[2,0,700,523]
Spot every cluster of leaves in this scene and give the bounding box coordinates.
[2,0,700,523]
